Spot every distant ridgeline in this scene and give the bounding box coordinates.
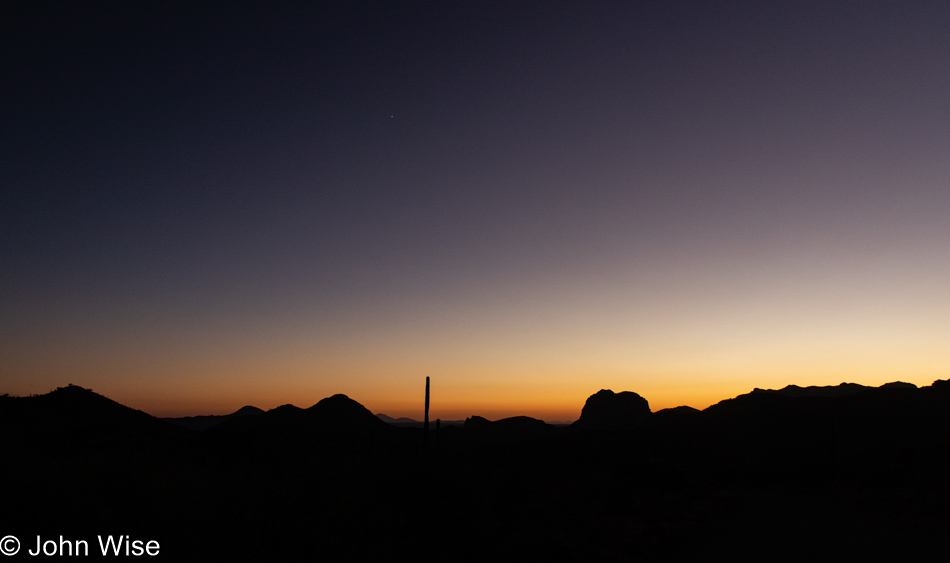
[2,379,946,445]
[3,379,947,477]
[2,380,948,560]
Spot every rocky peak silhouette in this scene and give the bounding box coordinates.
[307,393,389,430]
[572,389,651,431]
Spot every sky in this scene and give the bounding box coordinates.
[3,1,949,421]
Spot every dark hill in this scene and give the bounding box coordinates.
[572,389,651,431]
[654,405,701,417]
[0,384,186,444]
[4,381,950,560]
[463,415,492,430]
[880,381,918,390]
[494,415,556,440]
[307,393,390,432]
[645,405,702,433]
[209,394,395,449]
[694,380,950,481]
[210,403,306,435]
[461,415,556,444]
[164,405,264,431]
[376,414,465,427]
[754,382,868,398]
[748,381,918,399]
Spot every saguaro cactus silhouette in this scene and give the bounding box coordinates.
[424,376,430,448]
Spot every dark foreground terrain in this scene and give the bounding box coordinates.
[2,382,948,561]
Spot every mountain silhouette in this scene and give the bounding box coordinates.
[307,393,390,432]
[376,413,412,424]
[0,384,186,444]
[463,414,493,429]
[4,380,949,560]
[459,414,556,444]
[206,394,396,453]
[571,389,651,431]
[690,380,950,483]
[376,413,465,427]
[748,381,917,399]
[164,405,264,430]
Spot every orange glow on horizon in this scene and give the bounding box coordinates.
[4,248,947,422]
[28,366,943,423]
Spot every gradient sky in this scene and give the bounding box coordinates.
[3,1,949,421]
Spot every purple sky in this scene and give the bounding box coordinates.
[3,1,949,418]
